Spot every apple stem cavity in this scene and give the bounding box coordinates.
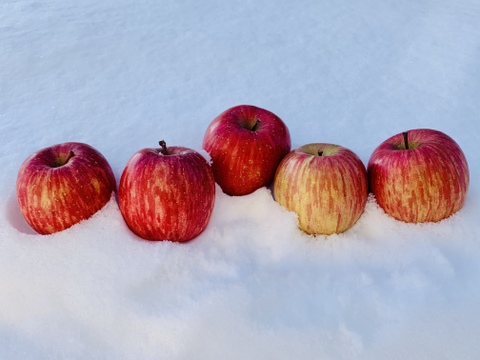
[318,150,323,156]
[403,131,409,150]
[53,150,75,168]
[66,150,75,163]
[159,140,168,155]
[251,118,261,131]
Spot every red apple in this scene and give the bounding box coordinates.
[273,143,368,235]
[203,104,291,196]
[367,129,469,223]
[16,142,116,234]
[118,141,215,242]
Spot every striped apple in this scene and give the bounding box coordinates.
[16,142,116,234]
[368,129,469,223]
[118,141,215,242]
[273,143,368,235]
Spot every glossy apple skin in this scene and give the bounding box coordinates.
[203,105,291,196]
[118,145,215,242]
[16,142,116,234]
[367,129,469,223]
[274,144,368,235]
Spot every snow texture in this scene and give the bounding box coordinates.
[1,0,480,359]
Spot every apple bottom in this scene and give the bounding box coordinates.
[369,158,468,223]
[276,175,367,235]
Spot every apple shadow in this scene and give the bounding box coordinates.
[5,194,37,235]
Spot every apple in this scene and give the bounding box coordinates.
[273,143,368,235]
[203,104,291,196]
[118,141,215,242]
[16,142,116,234]
[367,129,470,223]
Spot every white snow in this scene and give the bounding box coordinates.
[1,0,480,358]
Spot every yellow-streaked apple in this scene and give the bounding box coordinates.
[274,143,368,235]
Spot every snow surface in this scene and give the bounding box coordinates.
[1,0,480,358]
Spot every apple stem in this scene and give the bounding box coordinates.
[159,140,168,155]
[66,150,75,163]
[251,119,260,131]
[318,150,323,156]
[403,131,409,150]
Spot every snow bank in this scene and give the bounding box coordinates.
[1,184,479,358]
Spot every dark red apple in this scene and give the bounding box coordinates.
[203,105,291,196]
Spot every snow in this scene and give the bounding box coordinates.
[1,0,480,358]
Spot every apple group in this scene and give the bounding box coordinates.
[16,105,470,240]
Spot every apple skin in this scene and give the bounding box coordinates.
[273,143,368,235]
[203,105,291,196]
[118,142,215,242]
[367,128,470,223]
[16,142,116,235]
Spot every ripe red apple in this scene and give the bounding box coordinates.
[367,129,470,223]
[203,104,291,196]
[118,141,215,242]
[16,142,116,234]
[273,143,368,235]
